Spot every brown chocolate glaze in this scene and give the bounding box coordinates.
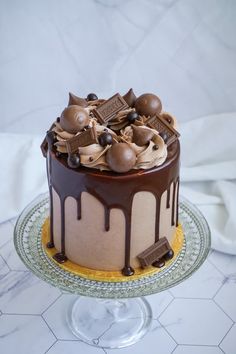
[46,140,180,276]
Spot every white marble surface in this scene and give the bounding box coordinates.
[1,0,236,353]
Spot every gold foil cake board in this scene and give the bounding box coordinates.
[42,218,184,283]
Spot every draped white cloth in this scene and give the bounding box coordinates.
[1,112,236,254]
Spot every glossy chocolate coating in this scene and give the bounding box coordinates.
[46,140,180,275]
[132,125,154,146]
[123,88,137,107]
[98,132,113,147]
[68,92,88,107]
[60,105,90,134]
[67,153,81,169]
[87,93,98,101]
[127,111,139,124]
[135,93,162,117]
[106,143,136,173]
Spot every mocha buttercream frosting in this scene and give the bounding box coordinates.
[49,90,180,173]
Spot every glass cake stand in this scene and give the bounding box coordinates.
[14,193,210,349]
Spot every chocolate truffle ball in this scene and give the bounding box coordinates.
[106,143,136,173]
[135,93,162,117]
[60,105,90,134]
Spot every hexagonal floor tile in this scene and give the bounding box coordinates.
[159,299,232,345]
[0,271,61,314]
[47,340,104,354]
[145,290,174,318]
[169,260,225,299]
[208,251,236,277]
[0,236,28,271]
[43,294,79,340]
[0,314,56,354]
[0,254,10,277]
[220,323,236,354]
[215,279,236,322]
[106,320,176,354]
[0,221,14,248]
[173,345,224,353]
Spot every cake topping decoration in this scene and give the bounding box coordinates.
[66,126,98,153]
[98,132,113,147]
[135,93,162,117]
[93,93,128,124]
[106,143,136,173]
[137,237,172,268]
[123,88,137,107]
[67,153,81,169]
[132,125,154,146]
[87,93,98,101]
[60,105,90,134]
[68,92,88,107]
[146,115,180,146]
[127,111,139,124]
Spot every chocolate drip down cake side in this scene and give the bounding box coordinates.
[41,89,182,280]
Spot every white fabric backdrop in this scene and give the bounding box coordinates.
[1,112,236,254]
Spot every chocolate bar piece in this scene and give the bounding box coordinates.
[93,93,128,124]
[66,126,98,154]
[146,115,180,146]
[137,237,172,268]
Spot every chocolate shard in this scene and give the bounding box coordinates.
[146,115,180,146]
[40,123,55,157]
[68,92,88,107]
[66,126,98,154]
[137,237,172,268]
[123,88,137,107]
[93,93,128,124]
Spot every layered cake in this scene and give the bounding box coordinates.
[41,89,181,278]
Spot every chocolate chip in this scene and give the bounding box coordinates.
[56,117,60,122]
[127,111,139,124]
[153,144,159,150]
[159,131,168,143]
[67,153,80,169]
[87,93,98,101]
[89,156,93,162]
[164,250,174,260]
[98,132,113,147]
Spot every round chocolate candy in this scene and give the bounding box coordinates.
[106,143,136,173]
[164,249,174,260]
[87,93,98,101]
[135,93,162,117]
[152,259,165,268]
[60,105,90,134]
[98,132,113,147]
[127,111,139,124]
[67,153,80,169]
[159,131,168,143]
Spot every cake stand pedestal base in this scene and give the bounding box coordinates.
[67,296,152,348]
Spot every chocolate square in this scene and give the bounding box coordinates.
[146,115,180,146]
[66,126,98,154]
[93,93,128,124]
[137,237,171,268]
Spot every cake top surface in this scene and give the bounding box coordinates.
[42,89,180,173]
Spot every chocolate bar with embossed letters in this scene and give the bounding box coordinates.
[66,126,98,154]
[137,237,172,268]
[93,93,128,124]
[146,115,180,146]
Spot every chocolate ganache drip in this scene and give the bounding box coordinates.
[46,140,179,275]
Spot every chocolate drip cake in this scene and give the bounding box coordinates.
[41,89,181,278]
